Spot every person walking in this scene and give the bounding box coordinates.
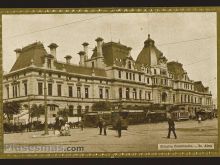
[167,116,177,139]
[98,118,103,135]
[116,117,122,138]
[103,120,107,136]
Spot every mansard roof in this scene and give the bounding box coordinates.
[10,42,47,72]
[91,41,131,67]
[10,42,107,77]
[136,35,164,66]
[167,61,185,80]
[194,81,209,93]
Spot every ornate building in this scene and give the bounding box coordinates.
[3,35,213,117]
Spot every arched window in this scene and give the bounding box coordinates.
[161,92,167,102]
[77,105,82,116]
[69,105,74,116]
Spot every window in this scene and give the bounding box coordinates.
[92,62,94,68]
[133,74,135,81]
[77,105,82,115]
[57,84,62,96]
[118,70,121,78]
[154,69,157,74]
[77,87,81,98]
[126,88,130,99]
[161,92,167,102]
[69,105,74,116]
[126,72,128,79]
[69,86,73,97]
[119,88,122,99]
[128,61,132,69]
[47,59,52,68]
[181,95,183,103]
[58,74,61,78]
[49,105,56,111]
[85,106,89,113]
[48,83,52,96]
[85,87,89,98]
[39,72,42,76]
[38,82,43,95]
[148,92,151,100]
[129,73,132,80]
[139,90,142,100]
[6,86,9,98]
[77,78,80,81]
[133,88,137,99]
[49,73,52,77]
[147,77,150,84]
[105,89,109,99]
[139,74,141,81]
[24,83,27,96]
[173,94,176,103]
[99,88,103,99]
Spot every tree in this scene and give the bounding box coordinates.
[57,108,69,122]
[30,104,45,121]
[92,101,113,111]
[3,101,21,122]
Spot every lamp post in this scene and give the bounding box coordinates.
[44,69,48,135]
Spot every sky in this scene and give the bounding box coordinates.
[2,13,217,99]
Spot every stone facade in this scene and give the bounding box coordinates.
[3,35,213,117]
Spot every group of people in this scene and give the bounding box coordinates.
[54,117,71,136]
[97,117,123,137]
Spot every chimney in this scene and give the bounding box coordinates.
[127,47,132,57]
[95,37,103,57]
[64,55,72,64]
[14,48,22,60]
[48,43,58,59]
[78,51,85,66]
[82,42,89,61]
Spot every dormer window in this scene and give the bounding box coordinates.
[47,59,52,68]
[128,61,132,69]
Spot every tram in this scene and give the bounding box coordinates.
[171,110,189,121]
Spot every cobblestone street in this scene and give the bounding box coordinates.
[4,118,218,153]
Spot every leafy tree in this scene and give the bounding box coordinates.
[92,101,113,111]
[57,108,69,122]
[30,104,45,121]
[3,101,21,122]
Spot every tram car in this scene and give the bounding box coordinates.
[127,110,146,124]
[171,110,189,121]
[83,112,99,127]
[111,110,129,130]
[146,110,167,123]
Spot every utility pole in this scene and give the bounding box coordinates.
[44,69,48,135]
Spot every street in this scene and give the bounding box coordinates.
[4,118,218,153]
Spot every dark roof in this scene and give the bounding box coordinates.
[194,81,207,93]
[91,41,131,67]
[136,35,164,68]
[10,42,107,77]
[167,61,185,80]
[10,42,47,72]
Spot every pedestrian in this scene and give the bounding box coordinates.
[116,117,122,138]
[98,118,103,135]
[103,120,107,136]
[198,115,202,123]
[167,116,177,139]
[80,120,84,131]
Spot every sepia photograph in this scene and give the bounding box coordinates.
[1,11,218,155]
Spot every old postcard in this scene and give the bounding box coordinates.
[0,8,219,158]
